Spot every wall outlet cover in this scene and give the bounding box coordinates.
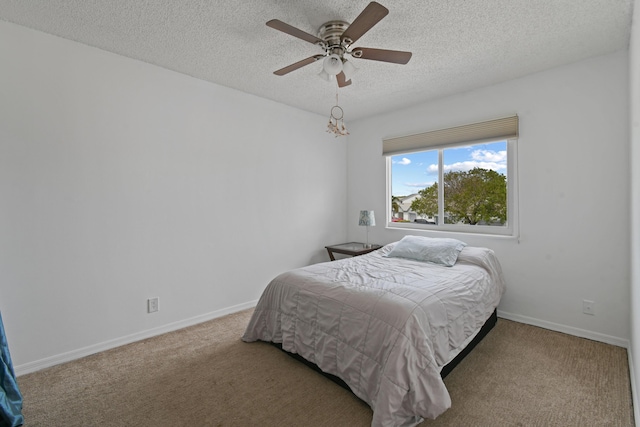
[147,297,159,313]
[582,300,595,315]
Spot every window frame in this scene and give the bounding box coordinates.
[386,137,519,237]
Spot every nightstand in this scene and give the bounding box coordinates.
[325,242,383,261]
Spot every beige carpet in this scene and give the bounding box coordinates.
[18,309,633,426]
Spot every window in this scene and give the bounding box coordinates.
[385,116,518,236]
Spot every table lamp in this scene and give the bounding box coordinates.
[358,210,376,248]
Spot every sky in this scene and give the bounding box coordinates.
[391,140,507,197]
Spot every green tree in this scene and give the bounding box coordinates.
[411,168,506,225]
[391,196,402,214]
[445,168,506,224]
[410,183,438,218]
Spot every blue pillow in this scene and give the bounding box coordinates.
[385,236,467,266]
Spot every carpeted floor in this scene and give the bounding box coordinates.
[18,309,633,426]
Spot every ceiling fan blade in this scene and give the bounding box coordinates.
[351,47,412,64]
[274,55,323,76]
[336,72,352,88]
[341,2,389,45]
[266,19,325,45]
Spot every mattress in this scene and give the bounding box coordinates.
[242,242,505,426]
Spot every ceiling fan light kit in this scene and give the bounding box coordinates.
[323,54,344,75]
[341,59,358,82]
[318,68,334,82]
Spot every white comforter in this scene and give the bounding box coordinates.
[242,242,505,427]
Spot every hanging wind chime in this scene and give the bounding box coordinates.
[326,87,349,137]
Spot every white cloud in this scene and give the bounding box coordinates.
[405,181,435,188]
[427,161,506,173]
[426,149,506,174]
[471,149,506,163]
[452,161,506,172]
[393,157,411,165]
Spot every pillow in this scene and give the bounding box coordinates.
[384,235,467,267]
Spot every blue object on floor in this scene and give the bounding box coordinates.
[0,312,23,427]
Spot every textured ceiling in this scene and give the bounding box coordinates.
[0,0,634,121]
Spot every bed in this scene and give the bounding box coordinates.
[242,236,506,427]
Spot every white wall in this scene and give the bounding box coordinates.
[0,21,348,374]
[629,0,640,420]
[347,51,630,345]
[1,17,632,377]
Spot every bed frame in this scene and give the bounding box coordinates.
[439,309,497,378]
[273,309,498,392]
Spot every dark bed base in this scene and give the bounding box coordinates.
[439,309,497,378]
[271,309,498,392]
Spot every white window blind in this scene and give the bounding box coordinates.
[382,115,519,156]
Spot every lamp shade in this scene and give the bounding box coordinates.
[342,59,358,82]
[358,210,376,227]
[323,54,343,76]
[318,68,335,82]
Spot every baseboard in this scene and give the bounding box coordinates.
[627,347,639,426]
[15,300,258,376]
[497,310,629,348]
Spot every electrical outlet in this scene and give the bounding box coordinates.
[582,300,595,315]
[147,297,159,313]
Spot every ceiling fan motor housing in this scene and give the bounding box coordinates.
[318,20,351,55]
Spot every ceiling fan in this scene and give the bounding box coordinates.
[266,2,412,87]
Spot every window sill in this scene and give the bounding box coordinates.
[386,221,517,239]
